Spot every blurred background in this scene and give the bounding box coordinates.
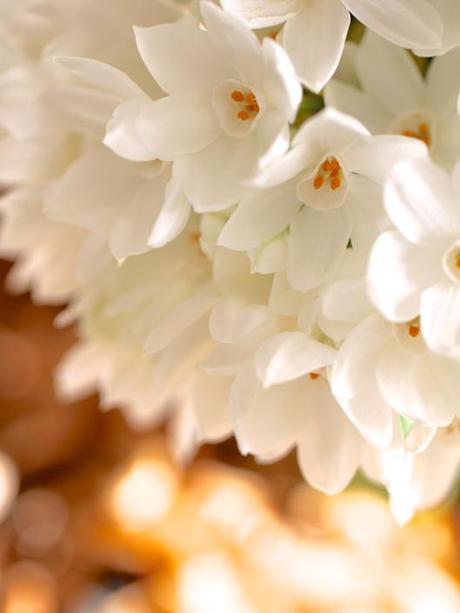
[0,257,460,612]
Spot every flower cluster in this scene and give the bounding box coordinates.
[1,0,460,523]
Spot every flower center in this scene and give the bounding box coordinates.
[390,110,434,149]
[312,157,342,192]
[230,89,260,122]
[392,317,426,353]
[401,123,431,147]
[408,322,420,338]
[443,241,460,283]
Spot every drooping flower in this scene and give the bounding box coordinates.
[368,156,460,358]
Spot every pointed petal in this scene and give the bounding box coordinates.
[218,182,298,250]
[354,32,423,116]
[368,231,441,323]
[287,204,352,292]
[209,298,271,343]
[220,0,302,28]
[104,99,157,162]
[262,37,302,122]
[342,0,443,50]
[284,0,350,93]
[134,20,228,95]
[201,1,263,85]
[298,378,364,494]
[385,157,460,246]
[341,134,427,184]
[331,315,393,449]
[148,178,191,248]
[53,56,146,100]
[255,331,336,387]
[137,96,220,160]
[421,280,460,356]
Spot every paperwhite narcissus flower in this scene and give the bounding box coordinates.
[325,32,460,170]
[364,422,460,524]
[219,108,426,292]
[103,1,301,212]
[331,313,460,449]
[219,0,446,93]
[185,245,365,494]
[368,157,460,358]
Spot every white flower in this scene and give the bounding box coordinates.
[364,422,460,524]
[219,108,426,292]
[331,313,460,449]
[103,1,301,212]
[0,187,87,304]
[219,0,447,92]
[187,246,365,494]
[325,32,460,170]
[368,157,460,358]
[58,222,218,428]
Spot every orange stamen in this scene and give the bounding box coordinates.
[231,90,244,102]
[309,372,320,380]
[408,324,420,338]
[313,175,324,190]
[238,110,249,120]
[330,176,341,190]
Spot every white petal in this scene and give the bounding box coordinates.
[376,343,455,426]
[137,96,220,160]
[367,231,441,323]
[251,143,316,189]
[262,36,302,122]
[324,79,388,133]
[346,175,386,255]
[201,1,263,86]
[426,48,460,119]
[413,0,460,56]
[298,378,364,494]
[283,0,350,93]
[192,372,233,442]
[341,134,427,184]
[321,278,371,326]
[147,291,216,355]
[104,99,156,162]
[385,157,460,246]
[209,298,271,343]
[254,108,290,168]
[233,376,304,457]
[44,146,139,229]
[354,32,423,117]
[331,315,393,449]
[178,134,258,212]
[249,235,287,274]
[255,331,336,387]
[220,0,303,28]
[218,182,298,250]
[342,0,443,50]
[109,174,169,260]
[292,107,369,151]
[147,177,191,248]
[134,20,228,95]
[53,56,145,100]
[421,279,460,356]
[287,204,352,292]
